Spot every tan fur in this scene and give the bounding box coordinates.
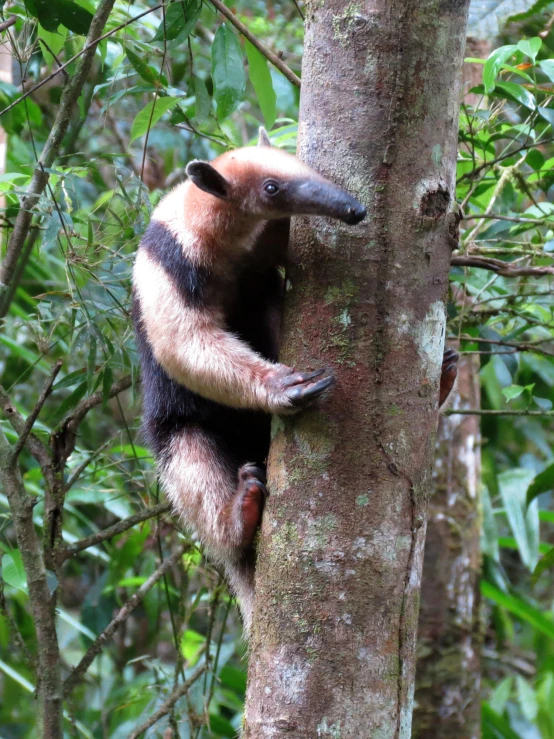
[160,427,256,630]
[133,249,290,411]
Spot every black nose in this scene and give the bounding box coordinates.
[344,203,367,225]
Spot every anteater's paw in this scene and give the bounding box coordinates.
[268,366,335,414]
[237,464,267,546]
[440,347,459,408]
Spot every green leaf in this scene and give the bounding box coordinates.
[539,59,554,83]
[516,676,538,723]
[25,0,93,34]
[219,665,247,694]
[533,546,554,584]
[501,384,525,401]
[212,24,246,121]
[245,41,276,129]
[130,96,181,142]
[526,149,545,171]
[498,468,539,570]
[495,82,536,110]
[482,701,522,739]
[538,107,554,128]
[483,45,517,94]
[180,629,204,664]
[1,551,27,590]
[193,75,211,123]
[48,381,88,428]
[489,676,514,714]
[517,37,542,62]
[38,24,67,68]
[209,714,237,738]
[481,581,554,640]
[526,462,554,506]
[125,47,160,86]
[153,0,201,42]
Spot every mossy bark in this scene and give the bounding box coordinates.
[244,2,471,737]
[413,357,482,738]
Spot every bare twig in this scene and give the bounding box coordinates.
[455,334,554,357]
[63,502,172,559]
[11,360,63,462]
[444,409,554,416]
[65,436,114,490]
[462,213,549,225]
[0,385,51,469]
[128,663,208,739]
[0,15,16,33]
[451,254,554,277]
[207,0,301,88]
[0,0,119,306]
[175,122,228,147]
[63,543,188,695]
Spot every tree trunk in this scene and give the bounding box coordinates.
[244,2,471,737]
[413,45,488,738]
[413,355,482,738]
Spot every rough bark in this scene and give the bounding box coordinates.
[244,2,471,737]
[413,355,482,738]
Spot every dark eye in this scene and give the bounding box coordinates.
[264,181,279,195]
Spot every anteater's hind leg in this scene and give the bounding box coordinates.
[159,427,265,631]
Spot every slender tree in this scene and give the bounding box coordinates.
[414,355,482,738]
[244,1,471,736]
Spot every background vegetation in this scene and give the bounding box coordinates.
[1,0,554,736]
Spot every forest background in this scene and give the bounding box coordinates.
[1,0,554,737]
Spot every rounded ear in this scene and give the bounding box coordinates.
[257,127,271,147]
[186,160,230,199]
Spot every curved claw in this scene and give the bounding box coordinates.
[288,375,335,406]
[280,368,326,388]
[443,348,459,364]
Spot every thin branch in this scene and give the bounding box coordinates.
[128,663,208,739]
[65,435,114,490]
[11,360,62,462]
[451,254,554,277]
[63,543,188,695]
[0,0,119,304]
[0,385,51,468]
[0,15,16,32]
[175,122,228,147]
[444,409,554,416]
[63,502,172,559]
[462,213,549,225]
[456,136,554,184]
[63,374,132,433]
[207,0,301,88]
[454,334,554,357]
[52,375,132,468]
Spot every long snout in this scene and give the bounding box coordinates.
[288,179,367,225]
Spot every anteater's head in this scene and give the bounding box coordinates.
[185,128,366,226]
